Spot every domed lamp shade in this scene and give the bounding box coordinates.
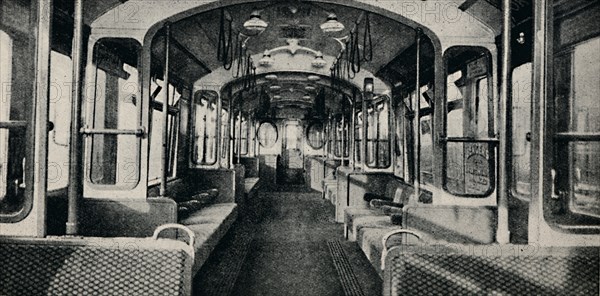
[259,51,275,67]
[307,75,321,81]
[269,85,281,91]
[265,74,278,80]
[320,13,345,33]
[311,51,327,68]
[244,10,268,35]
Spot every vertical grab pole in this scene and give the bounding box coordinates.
[228,92,234,169]
[363,78,373,171]
[497,0,512,244]
[350,90,356,169]
[66,0,85,235]
[342,114,346,163]
[216,93,223,163]
[413,28,421,202]
[237,110,242,164]
[160,24,171,197]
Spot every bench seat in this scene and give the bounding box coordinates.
[179,203,238,274]
[244,177,260,194]
[383,244,599,295]
[0,236,194,295]
[358,227,403,274]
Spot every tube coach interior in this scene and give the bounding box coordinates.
[1,0,599,295]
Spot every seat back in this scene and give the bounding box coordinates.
[383,243,599,295]
[0,236,194,296]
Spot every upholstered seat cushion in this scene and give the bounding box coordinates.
[179,203,238,273]
[357,227,402,275]
[244,177,260,194]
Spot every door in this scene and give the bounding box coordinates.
[281,121,304,184]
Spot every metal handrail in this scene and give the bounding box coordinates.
[80,127,146,137]
[0,121,27,129]
[152,223,196,250]
[380,229,424,270]
[554,132,600,142]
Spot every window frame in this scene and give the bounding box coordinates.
[85,38,144,191]
[257,121,278,149]
[547,36,600,228]
[306,121,326,150]
[190,90,220,167]
[147,85,180,185]
[442,46,498,198]
[364,94,392,170]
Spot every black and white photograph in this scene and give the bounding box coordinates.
[0,0,599,295]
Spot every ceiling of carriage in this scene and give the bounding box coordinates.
[148,1,419,118]
[83,0,519,119]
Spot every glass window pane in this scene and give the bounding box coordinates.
[48,51,73,191]
[193,94,218,165]
[511,62,532,197]
[0,30,14,201]
[1,0,39,220]
[395,97,405,177]
[89,39,141,186]
[366,97,391,168]
[257,122,277,148]
[443,47,494,196]
[307,122,325,149]
[569,38,600,217]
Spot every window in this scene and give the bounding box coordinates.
[355,111,363,164]
[257,121,277,148]
[48,51,73,191]
[443,47,496,197]
[0,0,40,222]
[88,39,142,187]
[330,116,349,159]
[365,95,391,169]
[552,37,600,223]
[394,95,406,178]
[234,115,250,156]
[148,81,180,182]
[417,87,434,184]
[511,62,532,198]
[307,122,325,149]
[192,91,219,165]
[221,109,230,161]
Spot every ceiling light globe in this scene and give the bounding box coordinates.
[320,13,345,33]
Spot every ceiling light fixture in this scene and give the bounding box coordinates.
[305,85,316,91]
[244,10,268,35]
[311,51,327,68]
[259,51,275,67]
[302,95,311,100]
[265,74,278,80]
[320,13,345,33]
[307,75,321,81]
[273,95,282,100]
[270,85,281,91]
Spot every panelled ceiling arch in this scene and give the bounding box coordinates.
[90,0,497,117]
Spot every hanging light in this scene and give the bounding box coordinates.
[259,50,274,67]
[311,51,327,68]
[273,95,282,100]
[302,95,311,100]
[307,75,321,81]
[244,10,268,35]
[270,85,281,91]
[320,13,345,33]
[305,85,316,91]
[265,74,278,80]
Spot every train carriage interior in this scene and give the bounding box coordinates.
[1,0,599,295]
